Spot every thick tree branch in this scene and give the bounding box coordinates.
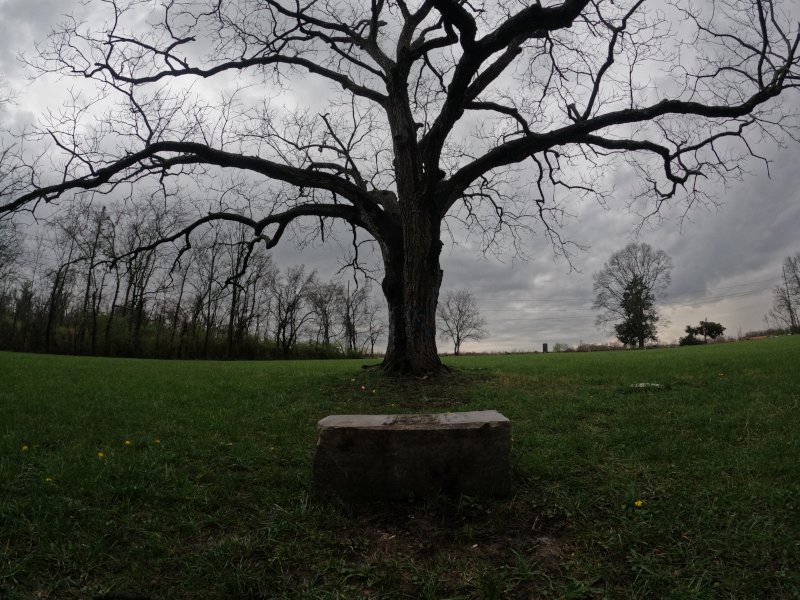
[442,74,795,211]
[421,0,591,173]
[0,141,373,214]
[123,203,364,261]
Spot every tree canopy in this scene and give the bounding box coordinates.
[593,242,672,348]
[613,275,659,348]
[0,0,798,373]
[680,320,726,345]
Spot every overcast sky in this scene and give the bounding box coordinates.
[2,0,798,352]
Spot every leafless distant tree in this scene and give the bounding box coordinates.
[362,300,389,357]
[0,86,21,312]
[767,251,800,332]
[72,204,111,354]
[41,214,82,352]
[437,289,487,355]
[223,228,278,356]
[241,250,278,344]
[308,281,345,349]
[271,265,317,357]
[593,242,672,348]
[0,0,798,373]
[0,219,21,312]
[340,282,371,355]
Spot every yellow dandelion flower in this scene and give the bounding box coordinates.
[634,499,644,508]
[123,440,132,446]
[154,439,161,444]
[45,477,54,483]
[97,451,105,460]
[21,444,29,452]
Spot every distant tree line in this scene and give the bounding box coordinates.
[0,203,385,360]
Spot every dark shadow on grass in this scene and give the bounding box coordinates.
[315,492,568,575]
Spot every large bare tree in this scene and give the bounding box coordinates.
[0,0,798,373]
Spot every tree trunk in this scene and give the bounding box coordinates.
[45,267,67,353]
[227,284,239,358]
[90,271,105,355]
[169,269,187,357]
[380,200,444,375]
[105,265,121,355]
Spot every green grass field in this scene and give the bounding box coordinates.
[1,337,799,599]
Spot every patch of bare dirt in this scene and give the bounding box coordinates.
[330,494,568,570]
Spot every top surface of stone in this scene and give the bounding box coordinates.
[317,410,509,430]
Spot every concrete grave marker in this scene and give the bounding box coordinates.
[313,410,511,500]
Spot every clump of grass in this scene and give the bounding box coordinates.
[1,336,799,598]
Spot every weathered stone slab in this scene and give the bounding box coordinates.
[313,410,511,500]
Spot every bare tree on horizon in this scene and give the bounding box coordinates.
[437,288,487,355]
[593,242,673,349]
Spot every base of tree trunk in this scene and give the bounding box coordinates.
[364,357,451,377]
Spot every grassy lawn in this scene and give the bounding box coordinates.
[1,337,799,598]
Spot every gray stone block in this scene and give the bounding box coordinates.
[313,410,511,501]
